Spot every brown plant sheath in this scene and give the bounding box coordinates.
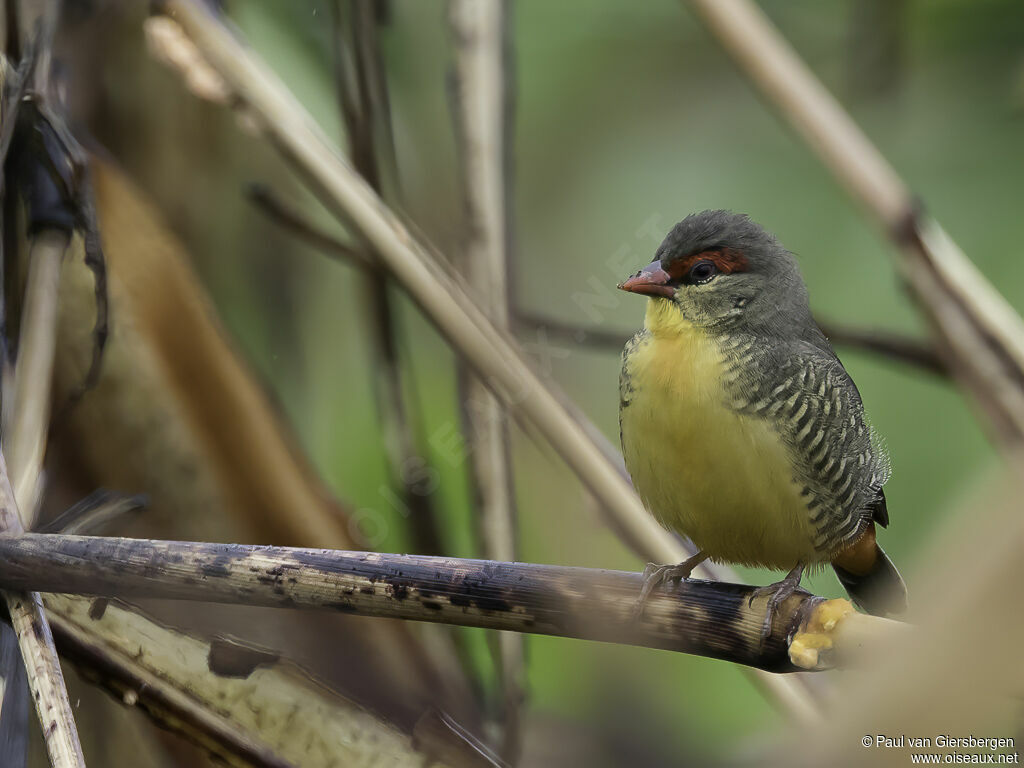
[48,157,474,730]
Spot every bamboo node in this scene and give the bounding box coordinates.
[789,598,855,670]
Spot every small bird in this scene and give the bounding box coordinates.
[618,210,907,629]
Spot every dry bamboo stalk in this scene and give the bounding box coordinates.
[448,1,522,760]
[683,0,1024,444]
[156,0,818,721]
[0,457,84,768]
[43,594,450,768]
[0,623,28,766]
[6,229,66,520]
[0,533,894,673]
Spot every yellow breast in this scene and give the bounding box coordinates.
[620,300,822,569]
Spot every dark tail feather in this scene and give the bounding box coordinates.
[833,543,907,617]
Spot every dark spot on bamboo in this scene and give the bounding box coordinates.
[207,636,280,679]
[200,555,232,579]
[88,598,108,620]
[391,582,409,601]
[424,568,514,614]
[890,198,925,249]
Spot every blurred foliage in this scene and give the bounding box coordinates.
[90,0,1024,762]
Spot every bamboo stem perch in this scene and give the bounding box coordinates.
[0,533,892,674]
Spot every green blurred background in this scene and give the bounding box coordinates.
[84,0,1024,762]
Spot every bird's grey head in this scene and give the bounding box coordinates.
[618,210,813,337]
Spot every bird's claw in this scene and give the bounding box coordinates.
[633,556,706,619]
[747,563,805,644]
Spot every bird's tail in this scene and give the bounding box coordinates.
[832,542,907,617]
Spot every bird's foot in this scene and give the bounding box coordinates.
[747,563,806,643]
[633,551,709,619]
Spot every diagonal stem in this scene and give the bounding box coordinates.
[157,0,821,722]
[0,456,84,768]
[682,0,1024,446]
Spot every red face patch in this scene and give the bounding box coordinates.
[665,247,749,281]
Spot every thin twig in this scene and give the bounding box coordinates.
[0,533,898,673]
[683,0,1024,445]
[333,0,445,557]
[333,0,483,715]
[157,0,818,721]
[246,184,369,268]
[514,311,948,376]
[448,1,522,760]
[37,490,147,535]
[816,322,947,376]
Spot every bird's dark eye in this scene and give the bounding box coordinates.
[687,260,718,284]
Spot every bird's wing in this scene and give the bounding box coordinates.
[726,338,890,556]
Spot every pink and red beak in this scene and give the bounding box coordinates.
[617,260,675,298]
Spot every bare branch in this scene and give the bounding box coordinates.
[0,533,898,674]
[448,0,522,758]
[246,184,369,268]
[515,311,947,376]
[816,322,947,376]
[682,0,1024,445]
[154,0,818,720]
[333,0,446,558]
